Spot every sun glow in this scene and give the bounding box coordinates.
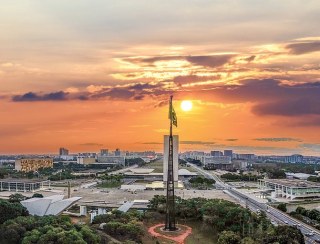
[181,100,193,111]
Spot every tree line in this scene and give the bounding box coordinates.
[149,195,305,244]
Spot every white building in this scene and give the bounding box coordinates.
[163,135,179,182]
[21,195,81,216]
[259,179,320,200]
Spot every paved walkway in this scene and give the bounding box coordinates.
[148,224,192,244]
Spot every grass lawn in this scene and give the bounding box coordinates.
[96,181,122,188]
[146,159,198,173]
[141,212,217,244]
[146,159,163,173]
[179,165,198,172]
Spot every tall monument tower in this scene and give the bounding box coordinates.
[163,135,179,183]
[164,95,178,231]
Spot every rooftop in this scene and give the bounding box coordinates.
[261,178,320,188]
[129,168,155,174]
[0,178,49,183]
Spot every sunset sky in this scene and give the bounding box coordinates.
[1,0,320,155]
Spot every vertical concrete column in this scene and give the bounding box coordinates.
[290,187,293,200]
[80,206,87,216]
[98,207,106,215]
[24,183,26,192]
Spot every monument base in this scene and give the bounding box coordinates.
[148,223,192,244]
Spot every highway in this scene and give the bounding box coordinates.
[186,162,320,244]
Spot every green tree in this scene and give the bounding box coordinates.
[218,231,241,244]
[265,225,305,244]
[32,193,44,198]
[9,193,26,203]
[0,199,29,224]
[241,237,256,244]
[0,168,8,179]
[277,203,287,212]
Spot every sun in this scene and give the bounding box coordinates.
[181,100,193,111]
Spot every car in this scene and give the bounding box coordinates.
[266,210,270,213]
[297,223,301,227]
[284,221,288,224]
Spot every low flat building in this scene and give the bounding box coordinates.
[123,168,197,181]
[285,173,312,180]
[97,156,125,166]
[259,179,320,200]
[120,184,146,192]
[77,157,96,165]
[178,169,197,179]
[146,181,184,190]
[202,156,232,170]
[15,158,53,172]
[0,179,50,192]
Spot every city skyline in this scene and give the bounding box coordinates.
[1,1,320,155]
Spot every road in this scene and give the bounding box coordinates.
[186,162,320,244]
[109,164,138,175]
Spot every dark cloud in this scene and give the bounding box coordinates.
[253,138,302,142]
[193,79,320,116]
[252,97,320,116]
[11,83,165,102]
[180,140,216,145]
[286,41,320,55]
[10,78,320,120]
[92,83,163,100]
[12,91,69,102]
[126,54,233,68]
[92,87,135,100]
[79,143,104,146]
[243,55,256,62]
[226,139,238,141]
[186,55,234,68]
[287,116,320,127]
[173,75,220,86]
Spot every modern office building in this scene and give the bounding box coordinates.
[59,148,69,156]
[211,151,223,156]
[100,149,108,156]
[15,158,53,172]
[97,156,125,166]
[0,179,50,192]
[163,135,179,182]
[259,179,320,200]
[285,154,304,163]
[202,156,232,170]
[224,150,233,158]
[236,154,256,160]
[115,148,121,156]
